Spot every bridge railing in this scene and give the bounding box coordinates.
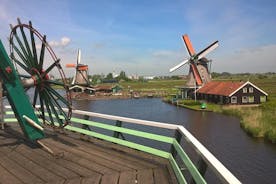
[4,106,241,184]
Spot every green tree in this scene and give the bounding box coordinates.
[106,73,113,79]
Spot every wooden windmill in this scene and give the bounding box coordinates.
[170,34,218,87]
[170,34,218,99]
[66,49,89,86]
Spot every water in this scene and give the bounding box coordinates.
[73,98,276,184]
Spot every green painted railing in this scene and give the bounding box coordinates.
[4,106,241,184]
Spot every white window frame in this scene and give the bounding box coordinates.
[243,88,247,93]
[231,96,237,104]
[249,87,254,93]
[242,96,248,103]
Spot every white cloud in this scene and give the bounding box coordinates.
[61,37,71,46]
[49,37,71,47]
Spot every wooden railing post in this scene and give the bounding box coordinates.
[171,129,182,157]
[81,115,91,131]
[190,158,208,184]
[113,120,125,140]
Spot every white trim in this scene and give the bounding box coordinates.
[229,81,268,97]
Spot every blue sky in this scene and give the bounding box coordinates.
[0,0,275,77]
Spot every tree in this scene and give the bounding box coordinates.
[116,70,130,81]
[106,73,113,80]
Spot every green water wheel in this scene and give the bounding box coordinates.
[9,18,72,127]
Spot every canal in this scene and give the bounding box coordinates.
[73,98,276,184]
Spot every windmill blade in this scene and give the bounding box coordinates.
[182,34,196,56]
[190,63,203,86]
[77,49,81,64]
[169,59,189,73]
[197,40,219,60]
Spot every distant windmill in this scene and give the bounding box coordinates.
[66,49,89,86]
[170,34,218,87]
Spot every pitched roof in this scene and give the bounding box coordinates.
[197,81,268,96]
[197,81,245,96]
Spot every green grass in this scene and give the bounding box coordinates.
[120,80,185,95]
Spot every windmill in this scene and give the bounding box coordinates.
[170,34,218,98]
[66,49,89,86]
[66,50,94,95]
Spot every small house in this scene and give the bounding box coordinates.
[95,84,123,95]
[196,81,268,105]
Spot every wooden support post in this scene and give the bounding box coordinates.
[171,129,182,158]
[190,158,208,184]
[81,115,91,131]
[113,120,125,140]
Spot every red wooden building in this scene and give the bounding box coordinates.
[196,81,268,105]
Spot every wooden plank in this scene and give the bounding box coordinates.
[24,142,100,179]
[15,143,79,180]
[81,175,101,184]
[153,168,173,184]
[100,173,119,184]
[137,169,154,184]
[65,131,169,165]
[64,177,81,184]
[56,133,157,169]
[42,137,133,172]
[118,171,136,184]
[0,164,22,184]
[0,154,44,184]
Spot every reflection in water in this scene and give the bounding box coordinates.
[72,98,276,184]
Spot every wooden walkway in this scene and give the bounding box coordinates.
[0,123,177,184]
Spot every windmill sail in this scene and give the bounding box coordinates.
[169,34,218,86]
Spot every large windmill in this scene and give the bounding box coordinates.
[66,49,89,86]
[170,34,218,98]
[66,49,94,95]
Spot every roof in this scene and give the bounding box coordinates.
[197,81,268,96]
[95,84,122,90]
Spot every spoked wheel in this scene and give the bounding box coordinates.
[9,18,72,127]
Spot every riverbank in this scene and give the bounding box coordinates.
[163,97,276,143]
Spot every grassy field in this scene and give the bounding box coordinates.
[120,79,185,96]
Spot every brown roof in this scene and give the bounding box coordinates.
[95,85,113,90]
[197,81,245,96]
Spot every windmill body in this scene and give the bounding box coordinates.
[66,49,95,95]
[170,34,218,99]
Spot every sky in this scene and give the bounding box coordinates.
[0,0,276,77]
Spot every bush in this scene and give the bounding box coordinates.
[264,130,276,143]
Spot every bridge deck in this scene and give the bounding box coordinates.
[0,123,177,184]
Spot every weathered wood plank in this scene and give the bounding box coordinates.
[60,134,158,169]
[0,154,44,184]
[153,168,174,184]
[137,169,154,184]
[81,175,102,184]
[64,177,81,184]
[15,143,79,180]
[100,173,119,184]
[42,137,133,172]
[118,171,136,184]
[0,164,22,184]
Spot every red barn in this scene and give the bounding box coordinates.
[196,81,268,105]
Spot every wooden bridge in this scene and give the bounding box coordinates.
[1,106,241,184]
